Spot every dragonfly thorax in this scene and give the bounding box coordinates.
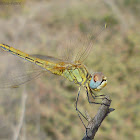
[89,72,107,91]
[62,63,89,85]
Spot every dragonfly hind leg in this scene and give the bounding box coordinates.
[75,87,88,128]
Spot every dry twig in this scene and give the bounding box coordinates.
[82,96,115,140]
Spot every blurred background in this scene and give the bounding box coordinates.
[0,0,140,140]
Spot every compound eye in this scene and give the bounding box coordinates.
[94,75,99,82]
[93,73,103,82]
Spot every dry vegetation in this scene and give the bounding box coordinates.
[0,0,140,140]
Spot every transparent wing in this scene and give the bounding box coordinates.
[30,54,64,63]
[36,23,107,65]
[0,52,46,88]
[0,49,72,89]
[59,23,107,63]
[74,23,107,63]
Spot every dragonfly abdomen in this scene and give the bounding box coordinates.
[0,44,57,70]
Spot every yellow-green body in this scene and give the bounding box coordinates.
[0,44,90,87]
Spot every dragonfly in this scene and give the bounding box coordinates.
[0,24,107,128]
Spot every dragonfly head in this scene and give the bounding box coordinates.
[89,72,107,91]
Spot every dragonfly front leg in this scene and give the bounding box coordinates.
[86,87,103,105]
[75,87,88,128]
[87,88,106,99]
[91,92,106,100]
[86,88,109,106]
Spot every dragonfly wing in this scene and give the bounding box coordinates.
[74,23,107,63]
[30,54,64,63]
[0,53,46,88]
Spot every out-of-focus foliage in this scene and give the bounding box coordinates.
[0,0,139,140]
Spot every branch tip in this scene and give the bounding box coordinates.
[82,95,114,140]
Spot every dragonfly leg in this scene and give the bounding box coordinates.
[94,94,110,101]
[75,87,88,128]
[86,89,109,106]
[91,92,106,100]
[90,89,108,100]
